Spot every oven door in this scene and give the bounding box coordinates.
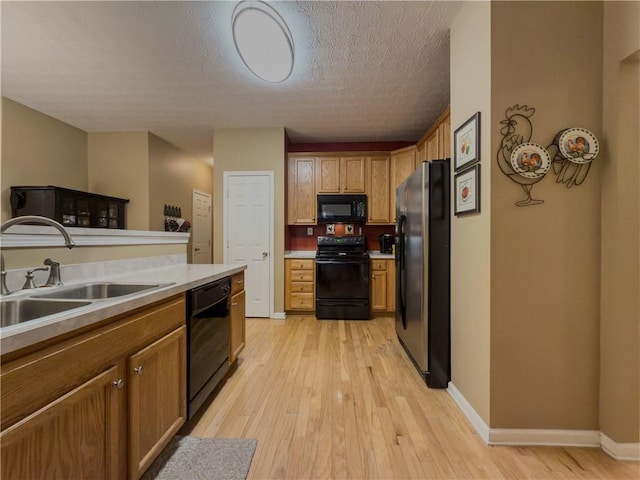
[315,258,370,300]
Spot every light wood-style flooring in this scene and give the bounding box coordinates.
[184,315,639,479]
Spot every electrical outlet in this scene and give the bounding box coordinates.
[307,227,313,236]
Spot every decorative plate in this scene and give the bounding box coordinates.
[558,127,599,164]
[510,143,552,179]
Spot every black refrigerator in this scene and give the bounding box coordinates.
[395,159,450,388]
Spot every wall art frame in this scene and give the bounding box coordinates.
[454,164,481,216]
[454,112,481,172]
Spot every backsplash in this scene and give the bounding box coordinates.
[287,224,395,251]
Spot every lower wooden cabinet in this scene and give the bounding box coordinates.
[285,258,315,311]
[128,326,186,480]
[1,365,121,480]
[371,259,396,313]
[230,272,246,364]
[0,294,186,480]
[230,290,246,364]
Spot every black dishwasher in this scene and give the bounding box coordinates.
[187,277,231,419]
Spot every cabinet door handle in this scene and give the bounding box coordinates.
[112,379,124,389]
[236,280,243,284]
[134,366,144,375]
[232,302,238,307]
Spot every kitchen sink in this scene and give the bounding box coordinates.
[33,283,169,300]
[1,299,92,327]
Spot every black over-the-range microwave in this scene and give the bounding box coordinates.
[317,194,367,224]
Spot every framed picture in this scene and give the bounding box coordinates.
[454,164,480,216]
[454,112,481,171]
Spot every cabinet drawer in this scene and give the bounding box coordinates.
[289,293,314,310]
[231,272,245,294]
[372,260,387,271]
[290,282,313,293]
[289,259,314,270]
[290,270,314,282]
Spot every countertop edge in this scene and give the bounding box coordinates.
[0,264,246,356]
[284,250,394,260]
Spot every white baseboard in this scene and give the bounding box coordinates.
[271,312,286,319]
[489,428,600,447]
[600,433,640,461]
[447,382,490,443]
[447,382,636,460]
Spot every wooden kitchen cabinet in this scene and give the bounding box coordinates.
[287,156,316,224]
[387,259,396,312]
[366,155,391,224]
[128,326,186,480]
[230,271,246,364]
[1,365,121,480]
[417,107,451,162]
[340,156,366,193]
[390,146,417,223]
[315,156,341,193]
[0,294,186,480]
[370,259,396,313]
[285,258,315,311]
[315,156,366,194]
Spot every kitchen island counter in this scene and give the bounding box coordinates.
[0,261,246,356]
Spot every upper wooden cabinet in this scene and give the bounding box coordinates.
[288,156,316,225]
[340,156,366,193]
[366,156,391,224]
[417,108,451,162]
[316,156,366,194]
[390,146,417,223]
[315,156,341,193]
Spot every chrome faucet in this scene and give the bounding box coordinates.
[1,216,75,295]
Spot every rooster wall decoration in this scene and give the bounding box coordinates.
[547,127,599,188]
[497,104,552,207]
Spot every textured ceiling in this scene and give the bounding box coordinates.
[1,1,461,163]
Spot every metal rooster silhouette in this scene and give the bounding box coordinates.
[497,104,546,206]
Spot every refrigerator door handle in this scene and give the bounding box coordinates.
[397,214,407,329]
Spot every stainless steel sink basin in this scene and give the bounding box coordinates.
[1,299,92,327]
[33,283,168,300]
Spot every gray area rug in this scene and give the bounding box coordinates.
[142,436,257,480]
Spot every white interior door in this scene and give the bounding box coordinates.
[224,172,273,318]
[192,190,212,264]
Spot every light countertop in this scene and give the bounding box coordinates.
[284,250,394,260]
[284,250,316,259]
[369,252,394,259]
[0,262,246,356]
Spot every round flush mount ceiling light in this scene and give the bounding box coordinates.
[232,1,294,83]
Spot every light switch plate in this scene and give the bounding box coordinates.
[307,227,313,236]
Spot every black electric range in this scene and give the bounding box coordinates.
[315,236,370,320]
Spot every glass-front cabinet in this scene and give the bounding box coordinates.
[10,186,129,229]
